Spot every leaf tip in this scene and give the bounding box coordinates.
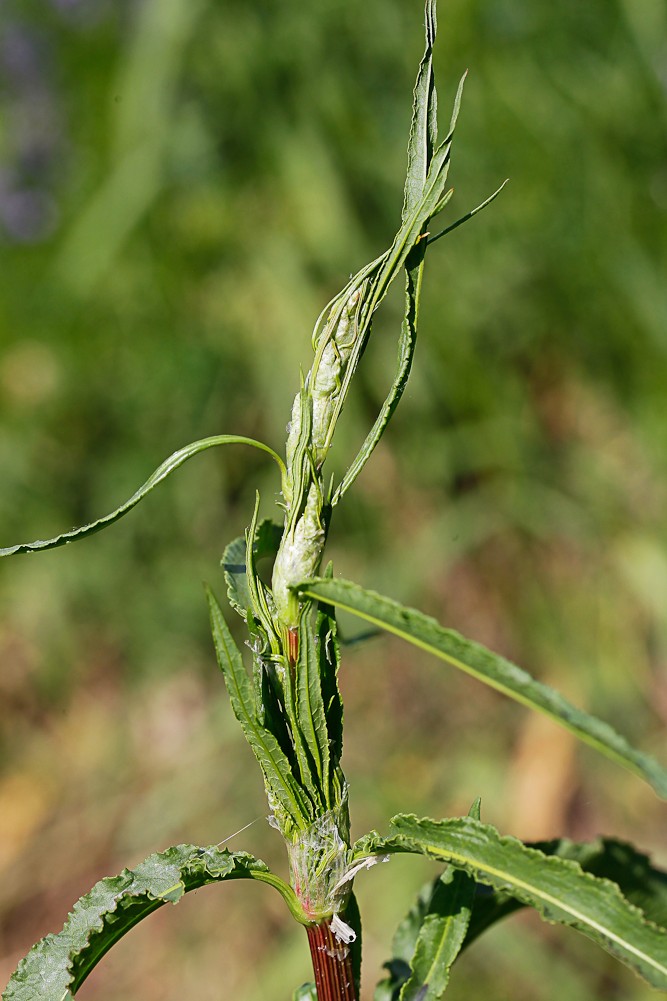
[468,797,482,821]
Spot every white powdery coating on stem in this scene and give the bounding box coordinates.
[272,482,325,625]
[284,393,303,498]
[310,288,361,462]
[287,808,352,921]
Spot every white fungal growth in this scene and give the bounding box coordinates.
[272,481,325,626]
[283,392,303,504]
[310,288,362,464]
[286,808,352,921]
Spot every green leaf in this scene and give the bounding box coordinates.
[222,518,283,622]
[402,0,438,221]
[278,605,324,811]
[315,567,344,768]
[3,844,298,1000]
[296,607,331,805]
[407,870,475,1000]
[206,586,313,835]
[294,577,667,798]
[0,435,286,558]
[293,985,318,1001]
[333,239,422,506]
[427,179,509,247]
[376,801,478,1001]
[463,835,667,951]
[305,75,464,488]
[332,0,442,506]
[358,815,667,991]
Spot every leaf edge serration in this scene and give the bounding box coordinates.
[3,845,276,1000]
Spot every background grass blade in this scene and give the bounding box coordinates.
[358,815,667,991]
[3,844,297,1000]
[0,436,286,557]
[294,577,667,798]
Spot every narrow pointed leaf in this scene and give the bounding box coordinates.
[402,0,438,221]
[333,242,422,506]
[206,586,313,833]
[278,606,323,810]
[427,178,509,247]
[294,577,667,798]
[1,435,286,557]
[333,0,443,504]
[296,608,331,803]
[4,844,298,1001]
[315,570,344,767]
[359,815,667,991]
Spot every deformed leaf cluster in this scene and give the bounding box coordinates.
[1,1,666,999]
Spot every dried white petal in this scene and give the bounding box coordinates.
[333,853,391,893]
[331,912,356,945]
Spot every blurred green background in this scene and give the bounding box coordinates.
[1,0,666,997]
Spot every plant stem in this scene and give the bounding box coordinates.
[306,920,358,1001]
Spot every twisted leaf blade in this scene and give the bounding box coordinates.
[402,0,438,221]
[1,435,285,558]
[294,577,667,798]
[3,845,293,1000]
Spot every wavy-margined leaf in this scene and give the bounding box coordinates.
[295,607,331,805]
[206,586,313,836]
[0,435,286,558]
[315,565,344,768]
[376,866,475,1001]
[294,577,667,799]
[222,518,283,622]
[356,815,667,990]
[3,844,298,1000]
[463,835,667,951]
[376,801,478,1001]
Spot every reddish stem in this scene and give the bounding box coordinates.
[287,626,299,666]
[306,920,358,1001]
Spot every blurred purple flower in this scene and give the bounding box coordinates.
[0,173,58,243]
[0,22,64,242]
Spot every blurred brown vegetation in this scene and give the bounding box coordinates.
[1,0,666,997]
